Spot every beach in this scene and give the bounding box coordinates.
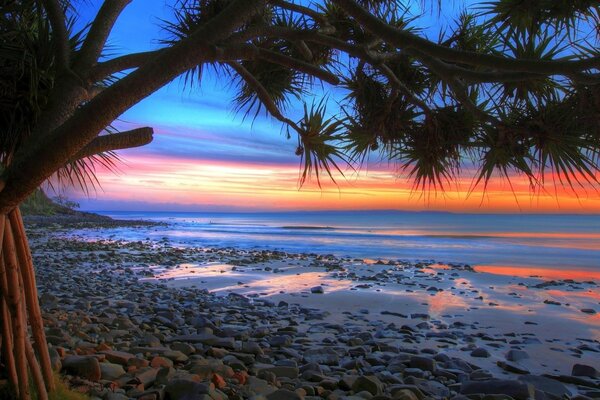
[23,213,600,400]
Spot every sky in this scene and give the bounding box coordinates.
[60,1,600,214]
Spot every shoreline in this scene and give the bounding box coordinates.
[23,218,600,400]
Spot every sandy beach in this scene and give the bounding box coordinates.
[22,217,600,400]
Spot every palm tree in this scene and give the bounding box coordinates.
[1,0,599,398]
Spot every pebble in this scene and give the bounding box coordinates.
[23,222,600,400]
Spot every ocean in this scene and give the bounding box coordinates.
[82,210,600,277]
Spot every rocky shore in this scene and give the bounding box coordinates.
[22,221,600,400]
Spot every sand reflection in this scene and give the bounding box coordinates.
[146,262,353,296]
[475,265,600,280]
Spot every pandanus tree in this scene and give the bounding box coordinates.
[1,0,599,398]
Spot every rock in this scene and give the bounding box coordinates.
[518,375,572,397]
[392,388,420,400]
[62,355,101,381]
[171,342,196,356]
[409,356,436,372]
[164,379,211,400]
[40,292,58,307]
[310,286,324,294]
[257,365,299,379]
[572,364,599,378]
[151,356,174,368]
[471,348,491,358]
[266,389,303,400]
[461,380,535,400]
[497,361,529,374]
[417,380,451,397]
[100,362,126,381]
[242,341,264,355]
[581,309,596,314]
[352,375,383,396]
[505,350,529,362]
[389,385,425,400]
[544,300,561,306]
[303,348,339,365]
[101,350,135,366]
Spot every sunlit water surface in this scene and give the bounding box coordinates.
[82,210,600,278]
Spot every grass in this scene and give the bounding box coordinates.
[0,373,89,400]
[47,374,89,400]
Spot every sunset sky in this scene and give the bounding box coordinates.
[63,2,600,214]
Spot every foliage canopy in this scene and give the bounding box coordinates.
[1,0,599,210]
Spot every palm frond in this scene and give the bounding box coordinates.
[296,100,350,187]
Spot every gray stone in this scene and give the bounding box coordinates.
[409,356,436,372]
[497,361,529,374]
[100,362,126,381]
[303,348,339,365]
[506,350,529,362]
[257,365,299,379]
[101,350,135,366]
[461,380,535,400]
[266,389,303,400]
[572,364,599,378]
[471,348,491,358]
[352,375,383,396]
[518,375,572,397]
[62,355,101,381]
[164,379,211,400]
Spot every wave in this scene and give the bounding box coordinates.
[281,225,335,230]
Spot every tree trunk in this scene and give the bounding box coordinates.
[0,208,53,400]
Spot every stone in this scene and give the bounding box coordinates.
[101,350,135,366]
[62,355,101,381]
[497,361,529,374]
[266,389,303,400]
[257,365,299,379]
[310,286,324,294]
[303,348,339,366]
[518,375,572,397]
[572,364,599,378]
[461,380,535,400]
[505,350,529,362]
[164,379,211,400]
[393,389,420,400]
[471,348,491,358]
[389,385,425,400]
[409,356,436,372]
[100,362,126,381]
[352,375,383,396]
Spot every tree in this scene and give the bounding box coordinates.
[1,0,599,398]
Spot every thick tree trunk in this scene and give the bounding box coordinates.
[0,209,52,400]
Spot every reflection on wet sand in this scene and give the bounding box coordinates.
[475,265,600,280]
[147,262,353,295]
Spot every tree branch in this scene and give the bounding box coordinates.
[75,0,132,73]
[377,64,431,112]
[228,62,302,133]
[0,0,267,213]
[41,0,70,70]
[269,0,330,26]
[256,48,339,85]
[410,49,499,125]
[333,0,600,75]
[72,127,154,160]
[88,50,163,83]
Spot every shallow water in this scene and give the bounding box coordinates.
[84,210,600,279]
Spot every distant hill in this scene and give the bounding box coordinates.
[20,189,113,223]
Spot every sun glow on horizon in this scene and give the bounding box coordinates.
[67,151,600,213]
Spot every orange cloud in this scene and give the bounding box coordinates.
[67,153,600,213]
